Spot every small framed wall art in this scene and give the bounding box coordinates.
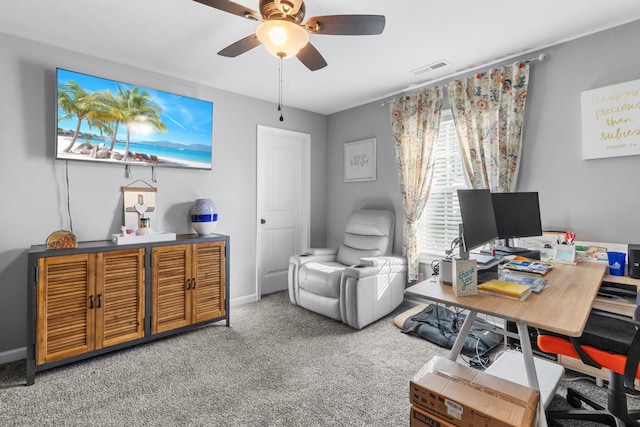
[344,138,376,182]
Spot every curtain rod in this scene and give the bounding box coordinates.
[381,52,546,106]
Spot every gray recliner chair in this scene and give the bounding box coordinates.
[288,209,407,329]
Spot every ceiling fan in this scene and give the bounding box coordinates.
[194,0,386,71]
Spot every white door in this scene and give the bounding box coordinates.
[257,126,310,296]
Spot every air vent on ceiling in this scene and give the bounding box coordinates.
[411,60,451,76]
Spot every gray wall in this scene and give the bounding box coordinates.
[0,33,328,360]
[326,19,640,256]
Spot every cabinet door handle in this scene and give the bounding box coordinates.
[186,278,192,290]
[89,295,94,309]
[192,278,196,289]
[96,294,102,308]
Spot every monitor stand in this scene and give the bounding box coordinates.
[469,251,503,265]
[494,238,529,254]
[477,263,499,283]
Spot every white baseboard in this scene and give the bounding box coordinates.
[0,347,26,364]
[230,293,259,306]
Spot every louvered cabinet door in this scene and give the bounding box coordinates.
[95,249,145,349]
[36,254,95,365]
[152,244,192,334]
[192,241,226,323]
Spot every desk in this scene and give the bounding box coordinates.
[405,261,607,427]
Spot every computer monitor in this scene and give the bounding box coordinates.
[491,192,543,254]
[456,189,499,260]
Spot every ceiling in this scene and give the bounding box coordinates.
[2,0,640,115]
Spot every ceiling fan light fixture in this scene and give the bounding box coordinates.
[256,20,309,58]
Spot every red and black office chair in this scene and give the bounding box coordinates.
[537,297,640,427]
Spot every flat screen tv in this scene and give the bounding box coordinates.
[491,192,543,254]
[56,68,213,170]
[457,189,499,261]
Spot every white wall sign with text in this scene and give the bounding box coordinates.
[344,138,376,182]
[581,78,640,159]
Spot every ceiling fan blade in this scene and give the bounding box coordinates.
[193,0,259,20]
[218,34,262,57]
[305,15,385,35]
[296,43,327,71]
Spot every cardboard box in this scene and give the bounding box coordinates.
[410,356,539,427]
[410,405,457,427]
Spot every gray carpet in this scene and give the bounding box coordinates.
[0,291,638,426]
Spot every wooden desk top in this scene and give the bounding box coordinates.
[405,261,607,337]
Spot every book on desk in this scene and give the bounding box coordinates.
[477,279,532,300]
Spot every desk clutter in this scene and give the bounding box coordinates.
[438,240,638,300]
[410,356,540,427]
[513,233,640,278]
[435,256,552,300]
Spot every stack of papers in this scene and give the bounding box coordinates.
[503,256,553,276]
[499,273,549,293]
[477,279,532,301]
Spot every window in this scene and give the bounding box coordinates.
[417,110,468,256]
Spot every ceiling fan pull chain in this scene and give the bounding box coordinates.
[278,56,284,121]
[278,56,282,111]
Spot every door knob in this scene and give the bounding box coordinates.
[261,219,266,224]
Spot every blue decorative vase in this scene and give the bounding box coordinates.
[191,198,218,235]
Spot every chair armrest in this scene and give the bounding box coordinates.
[304,248,338,256]
[289,249,338,267]
[591,308,640,326]
[343,256,407,278]
[359,256,406,267]
[340,256,407,329]
[288,248,339,306]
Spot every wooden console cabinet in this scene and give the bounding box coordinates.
[27,234,229,385]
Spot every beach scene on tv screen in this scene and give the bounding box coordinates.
[56,68,213,169]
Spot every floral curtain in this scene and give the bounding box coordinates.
[390,86,443,281]
[447,61,529,192]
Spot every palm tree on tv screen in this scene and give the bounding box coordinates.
[115,84,168,161]
[57,81,103,152]
[94,88,128,152]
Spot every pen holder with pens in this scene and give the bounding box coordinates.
[553,244,577,264]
